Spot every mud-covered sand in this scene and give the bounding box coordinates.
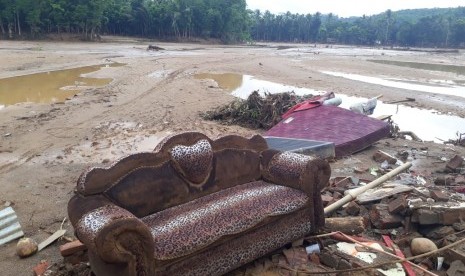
[1,38,465,275]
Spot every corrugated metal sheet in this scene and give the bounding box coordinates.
[0,207,24,246]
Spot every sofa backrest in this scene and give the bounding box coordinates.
[76,132,268,218]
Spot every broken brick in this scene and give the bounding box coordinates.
[319,251,338,269]
[321,195,334,206]
[425,226,455,240]
[434,175,455,185]
[441,209,465,225]
[430,190,450,202]
[373,150,397,164]
[457,176,465,185]
[412,207,465,225]
[447,155,464,172]
[370,204,403,229]
[309,253,320,265]
[33,261,49,276]
[59,240,86,257]
[388,196,407,214]
[413,209,440,225]
[282,247,308,267]
[345,201,361,216]
[332,191,343,199]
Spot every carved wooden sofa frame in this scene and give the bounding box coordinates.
[68,132,331,276]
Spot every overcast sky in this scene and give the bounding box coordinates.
[246,0,465,17]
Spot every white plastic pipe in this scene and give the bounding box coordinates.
[324,162,412,215]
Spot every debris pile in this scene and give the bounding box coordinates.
[201,91,313,129]
[235,152,465,275]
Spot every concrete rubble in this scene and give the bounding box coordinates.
[234,150,465,275]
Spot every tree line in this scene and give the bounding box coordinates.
[0,0,250,42]
[1,0,464,47]
[251,8,465,47]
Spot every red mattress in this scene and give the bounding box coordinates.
[265,105,390,157]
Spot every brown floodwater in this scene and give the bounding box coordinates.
[194,73,243,91]
[0,63,124,107]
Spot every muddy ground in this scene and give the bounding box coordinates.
[0,37,465,275]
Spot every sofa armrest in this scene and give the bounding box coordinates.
[261,150,331,231]
[68,195,154,275]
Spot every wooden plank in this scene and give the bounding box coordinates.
[38,229,66,251]
[324,217,366,235]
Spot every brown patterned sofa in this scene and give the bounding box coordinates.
[68,132,331,276]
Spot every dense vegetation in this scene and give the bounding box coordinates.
[0,0,464,47]
[251,8,465,47]
[0,0,250,42]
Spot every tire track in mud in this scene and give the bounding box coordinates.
[115,55,260,131]
[0,143,53,174]
[0,54,259,174]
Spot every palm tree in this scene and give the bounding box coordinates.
[385,9,392,45]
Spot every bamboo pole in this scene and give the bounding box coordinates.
[324,162,412,215]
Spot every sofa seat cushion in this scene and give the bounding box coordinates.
[141,180,308,260]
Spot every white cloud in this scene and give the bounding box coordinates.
[246,0,465,17]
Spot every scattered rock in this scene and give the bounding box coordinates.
[147,45,164,51]
[411,237,438,256]
[16,238,38,258]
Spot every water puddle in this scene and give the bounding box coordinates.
[336,94,465,142]
[321,71,465,98]
[0,62,124,107]
[195,73,465,142]
[194,73,321,98]
[194,73,244,91]
[369,60,465,76]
